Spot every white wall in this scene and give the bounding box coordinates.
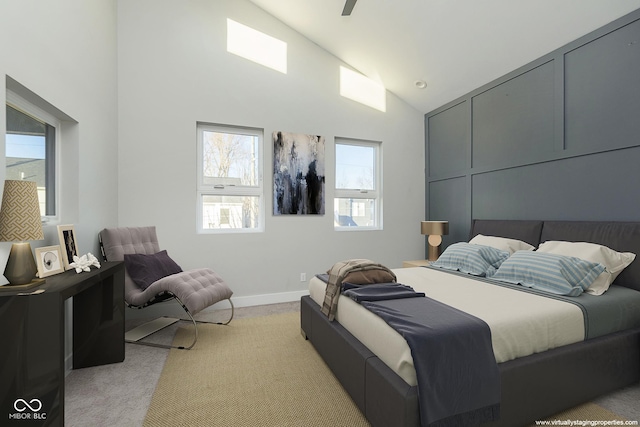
[0,0,118,271]
[117,0,426,307]
[1,0,118,370]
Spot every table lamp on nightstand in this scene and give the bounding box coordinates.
[421,220,449,261]
[0,180,45,286]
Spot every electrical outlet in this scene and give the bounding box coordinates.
[300,273,307,282]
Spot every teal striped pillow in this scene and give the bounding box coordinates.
[492,251,605,296]
[432,243,509,277]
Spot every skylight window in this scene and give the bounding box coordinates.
[339,66,386,112]
[226,19,287,74]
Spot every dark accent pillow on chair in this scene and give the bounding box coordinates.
[124,250,183,290]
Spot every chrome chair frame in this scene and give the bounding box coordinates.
[99,228,234,350]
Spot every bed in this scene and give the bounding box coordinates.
[300,220,640,426]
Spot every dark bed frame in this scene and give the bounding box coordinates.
[300,220,640,426]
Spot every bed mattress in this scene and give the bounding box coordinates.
[309,266,640,387]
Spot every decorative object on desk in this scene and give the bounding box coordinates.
[0,180,45,286]
[57,224,79,270]
[421,220,449,261]
[35,245,65,278]
[273,131,325,215]
[69,253,101,273]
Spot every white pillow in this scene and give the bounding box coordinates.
[537,241,636,295]
[468,234,535,255]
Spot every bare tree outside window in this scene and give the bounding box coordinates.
[202,131,258,186]
[198,125,263,232]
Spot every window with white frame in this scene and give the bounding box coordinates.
[5,91,58,218]
[334,138,381,230]
[197,122,263,233]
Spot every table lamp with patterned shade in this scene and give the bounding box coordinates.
[421,220,449,261]
[0,180,45,285]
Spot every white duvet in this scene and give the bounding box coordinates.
[309,266,585,387]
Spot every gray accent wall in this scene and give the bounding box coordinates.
[425,8,640,248]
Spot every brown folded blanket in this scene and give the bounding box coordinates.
[320,259,396,321]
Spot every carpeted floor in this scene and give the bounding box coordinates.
[64,302,300,426]
[65,301,640,426]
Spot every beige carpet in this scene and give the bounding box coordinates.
[143,312,369,426]
[145,311,629,427]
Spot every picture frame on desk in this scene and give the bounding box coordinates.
[35,245,65,278]
[58,224,79,270]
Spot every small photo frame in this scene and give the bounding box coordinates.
[35,245,65,278]
[58,224,79,270]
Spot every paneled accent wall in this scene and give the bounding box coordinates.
[425,9,640,248]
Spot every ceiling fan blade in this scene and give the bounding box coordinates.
[342,0,358,16]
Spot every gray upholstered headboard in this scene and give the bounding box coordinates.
[469,220,543,247]
[469,219,640,292]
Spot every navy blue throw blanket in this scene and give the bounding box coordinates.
[342,282,425,302]
[344,284,501,427]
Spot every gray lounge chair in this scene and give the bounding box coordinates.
[99,226,233,350]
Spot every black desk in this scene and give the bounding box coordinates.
[0,261,125,426]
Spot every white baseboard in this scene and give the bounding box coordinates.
[228,289,309,308]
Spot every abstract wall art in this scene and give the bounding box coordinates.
[273,131,325,215]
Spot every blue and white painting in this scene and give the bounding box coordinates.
[273,131,325,215]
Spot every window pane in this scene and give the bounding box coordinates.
[336,144,375,190]
[339,66,386,112]
[227,19,287,74]
[202,195,260,230]
[334,198,376,227]
[5,104,49,216]
[202,130,259,186]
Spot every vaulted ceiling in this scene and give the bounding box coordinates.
[249,0,640,113]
